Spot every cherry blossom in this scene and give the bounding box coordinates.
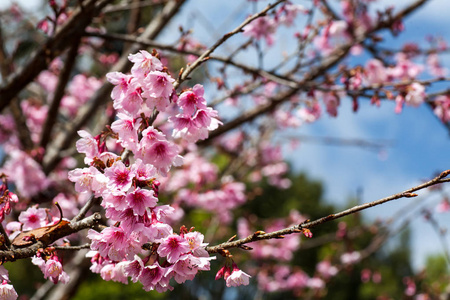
[0,281,18,300]
[18,206,47,230]
[243,16,277,46]
[129,50,163,77]
[157,234,190,264]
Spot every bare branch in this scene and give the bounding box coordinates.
[198,0,434,145]
[206,170,450,253]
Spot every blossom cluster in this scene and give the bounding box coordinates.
[240,0,449,129]
[68,50,221,291]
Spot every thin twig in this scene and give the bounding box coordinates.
[199,0,433,146]
[53,243,91,250]
[173,0,287,89]
[206,170,450,253]
[85,31,297,88]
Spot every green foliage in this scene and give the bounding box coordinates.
[72,275,162,300]
[4,259,46,298]
[423,254,449,291]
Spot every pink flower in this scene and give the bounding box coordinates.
[100,262,128,284]
[184,232,209,256]
[329,20,348,37]
[142,71,175,107]
[123,255,144,283]
[178,84,207,115]
[436,198,450,213]
[125,187,158,215]
[99,263,115,281]
[427,53,447,77]
[364,59,387,84]
[0,187,17,223]
[322,92,340,117]
[405,83,425,107]
[298,101,321,123]
[104,160,134,194]
[18,206,47,230]
[139,262,165,291]
[389,53,423,80]
[0,267,9,283]
[157,234,190,263]
[316,260,338,279]
[140,126,166,143]
[88,227,140,261]
[340,251,361,265]
[128,50,163,78]
[146,222,173,242]
[131,159,156,182]
[37,70,58,93]
[1,150,49,198]
[32,255,69,284]
[152,205,175,223]
[106,71,132,101]
[44,259,63,282]
[137,138,183,175]
[361,268,371,283]
[395,94,404,114]
[0,281,18,300]
[243,16,277,46]
[76,130,99,163]
[21,101,48,143]
[372,271,382,283]
[68,74,102,103]
[68,166,99,193]
[193,107,220,128]
[215,264,231,280]
[307,277,325,289]
[86,251,106,274]
[171,254,212,284]
[111,113,139,152]
[226,265,251,287]
[113,80,144,117]
[170,114,209,143]
[403,277,416,296]
[277,3,308,26]
[433,95,450,123]
[313,34,333,55]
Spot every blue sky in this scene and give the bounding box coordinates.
[3,0,450,270]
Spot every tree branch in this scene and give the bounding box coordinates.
[0,213,101,262]
[0,0,114,112]
[173,0,287,89]
[206,170,450,253]
[39,36,81,152]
